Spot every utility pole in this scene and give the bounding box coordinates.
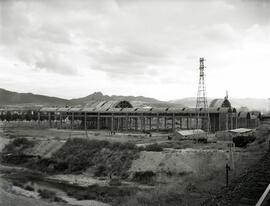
[195,58,210,133]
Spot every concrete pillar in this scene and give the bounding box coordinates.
[186,117,189,129]
[125,114,128,131]
[38,112,41,127]
[135,117,138,131]
[129,117,132,130]
[226,114,228,130]
[84,112,87,131]
[71,112,74,130]
[59,113,62,129]
[164,117,167,129]
[180,117,182,129]
[111,115,114,131]
[48,112,51,128]
[157,114,159,131]
[97,113,100,130]
[149,117,152,131]
[172,113,175,132]
[230,114,233,130]
[141,115,145,131]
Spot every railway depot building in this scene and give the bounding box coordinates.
[0,97,260,133]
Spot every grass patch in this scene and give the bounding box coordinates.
[38,189,67,203]
[1,137,35,164]
[123,189,183,206]
[33,138,141,178]
[66,184,135,205]
[3,137,34,153]
[2,138,140,180]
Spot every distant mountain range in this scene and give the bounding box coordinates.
[0,88,268,111]
[71,92,161,104]
[0,89,179,108]
[71,92,181,108]
[0,88,70,106]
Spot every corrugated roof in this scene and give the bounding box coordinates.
[238,112,251,119]
[229,128,253,133]
[133,108,152,113]
[81,107,96,112]
[151,108,168,113]
[121,108,136,113]
[209,98,231,108]
[167,108,186,113]
[40,107,58,112]
[69,108,82,112]
[105,108,123,113]
[175,129,205,136]
[57,107,70,112]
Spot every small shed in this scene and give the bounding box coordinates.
[174,129,206,140]
[228,128,253,137]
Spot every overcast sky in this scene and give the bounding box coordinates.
[0,0,269,101]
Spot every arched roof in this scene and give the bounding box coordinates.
[238,111,251,119]
[85,100,133,111]
[209,98,231,108]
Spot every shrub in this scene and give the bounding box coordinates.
[233,135,256,147]
[24,185,35,191]
[4,137,34,153]
[38,189,67,203]
[38,189,56,199]
[132,171,156,184]
[51,138,140,177]
[144,143,163,152]
[66,184,135,205]
[94,164,107,177]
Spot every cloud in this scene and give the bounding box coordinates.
[87,40,170,77]
[203,24,241,44]
[0,0,270,100]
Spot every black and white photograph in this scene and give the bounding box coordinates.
[0,0,270,205]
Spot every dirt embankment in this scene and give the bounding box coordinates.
[130,149,228,176]
[1,138,140,177]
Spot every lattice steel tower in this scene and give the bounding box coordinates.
[196,58,210,132]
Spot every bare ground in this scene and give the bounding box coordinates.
[1,121,270,205]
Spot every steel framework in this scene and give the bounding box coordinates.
[196,58,210,132]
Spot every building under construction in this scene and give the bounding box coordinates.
[0,58,261,132]
[0,97,260,132]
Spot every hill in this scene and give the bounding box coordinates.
[0,88,70,106]
[71,92,182,108]
[71,92,161,103]
[0,89,182,108]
